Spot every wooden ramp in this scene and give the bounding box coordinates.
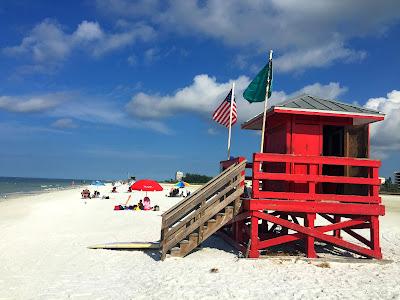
[160,160,246,260]
[88,242,160,250]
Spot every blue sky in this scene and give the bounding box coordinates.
[0,0,400,180]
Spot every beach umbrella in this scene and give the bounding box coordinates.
[131,179,163,196]
[91,180,105,186]
[175,181,190,188]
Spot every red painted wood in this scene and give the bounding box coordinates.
[253,153,381,167]
[254,190,380,203]
[253,211,379,258]
[249,216,259,258]
[273,107,385,122]
[333,215,341,238]
[370,167,380,200]
[254,172,380,186]
[242,199,385,215]
[370,216,382,258]
[258,233,303,249]
[257,218,368,250]
[305,213,317,258]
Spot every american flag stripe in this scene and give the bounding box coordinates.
[212,89,238,127]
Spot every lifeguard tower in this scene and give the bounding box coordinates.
[160,94,385,260]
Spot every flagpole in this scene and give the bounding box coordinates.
[260,50,273,153]
[227,82,235,159]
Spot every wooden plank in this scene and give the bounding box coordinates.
[258,218,367,250]
[253,153,380,168]
[163,165,238,220]
[162,162,246,227]
[253,211,378,258]
[243,199,385,215]
[163,170,241,228]
[163,176,244,238]
[319,213,370,246]
[258,233,304,249]
[162,161,244,217]
[163,188,244,253]
[254,172,380,186]
[254,190,380,203]
[180,209,241,257]
[88,242,160,250]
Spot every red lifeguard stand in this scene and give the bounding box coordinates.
[220,94,385,259]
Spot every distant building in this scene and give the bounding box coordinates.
[395,171,400,188]
[379,177,386,185]
[176,171,184,181]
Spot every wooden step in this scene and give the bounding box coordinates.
[206,218,218,231]
[189,233,199,244]
[170,247,182,257]
[216,212,226,223]
[179,240,190,253]
[225,206,234,217]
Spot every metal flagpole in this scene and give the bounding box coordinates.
[260,50,273,153]
[227,82,235,159]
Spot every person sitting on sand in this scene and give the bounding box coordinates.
[81,189,91,199]
[143,197,153,211]
[111,187,117,193]
[133,205,139,211]
[138,200,144,210]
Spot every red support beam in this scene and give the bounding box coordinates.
[252,190,380,203]
[253,172,380,186]
[243,199,385,216]
[258,233,304,249]
[319,214,371,247]
[305,213,317,258]
[257,217,369,250]
[249,216,259,258]
[253,153,381,168]
[370,216,382,259]
[253,211,380,258]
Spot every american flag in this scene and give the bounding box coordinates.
[212,89,237,127]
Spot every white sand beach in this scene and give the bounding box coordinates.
[0,185,399,299]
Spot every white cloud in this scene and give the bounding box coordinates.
[3,19,70,67]
[126,73,347,123]
[296,82,348,100]
[96,0,400,71]
[365,90,400,154]
[52,118,78,129]
[274,41,367,72]
[49,96,171,134]
[73,21,104,42]
[0,91,171,134]
[3,19,155,73]
[0,94,64,113]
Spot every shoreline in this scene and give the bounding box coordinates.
[0,184,87,203]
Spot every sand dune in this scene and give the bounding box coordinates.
[0,184,399,299]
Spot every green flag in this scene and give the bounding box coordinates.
[243,59,272,103]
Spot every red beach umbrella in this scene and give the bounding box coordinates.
[130,179,163,193]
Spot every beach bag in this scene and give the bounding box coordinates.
[153,205,160,211]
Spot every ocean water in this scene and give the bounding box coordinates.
[0,177,89,199]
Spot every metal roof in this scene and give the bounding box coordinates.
[241,94,384,130]
[275,94,382,115]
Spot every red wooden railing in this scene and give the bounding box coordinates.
[252,153,381,204]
